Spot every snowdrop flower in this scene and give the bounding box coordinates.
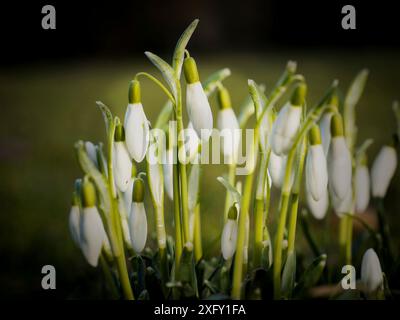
[69,190,81,247]
[306,125,328,201]
[123,175,134,215]
[124,80,150,162]
[217,86,240,163]
[162,147,174,201]
[184,56,213,141]
[183,122,200,163]
[118,198,131,246]
[355,156,370,213]
[319,94,339,156]
[113,124,132,192]
[79,179,107,267]
[371,145,397,198]
[306,188,329,220]
[128,178,148,253]
[268,151,294,189]
[327,114,352,206]
[221,205,238,260]
[361,248,383,293]
[85,141,98,168]
[270,83,306,156]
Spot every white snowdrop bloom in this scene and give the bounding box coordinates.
[118,198,131,245]
[123,178,134,216]
[371,145,397,198]
[128,178,147,253]
[327,114,352,202]
[79,180,107,267]
[124,80,150,162]
[259,111,273,153]
[331,186,354,216]
[361,248,383,293]
[306,187,329,220]
[221,206,238,260]
[269,83,306,156]
[113,125,132,192]
[319,95,339,156]
[217,87,240,163]
[162,148,174,201]
[148,160,163,208]
[306,125,329,201]
[69,204,81,247]
[268,151,294,189]
[355,162,370,213]
[184,56,213,142]
[183,122,200,163]
[85,141,98,168]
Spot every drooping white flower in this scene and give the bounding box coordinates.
[148,161,163,208]
[361,248,383,293]
[306,125,328,201]
[319,95,339,156]
[124,80,150,162]
[123,178,134,216]
[128,178,147,253]
[371,145,397,198]
[184,56,213,141]
[69,204,81,247]
[269,83,306,156]
[118,197,131,246]
[217,87,240,163]
[221,206,238,260]
[183,122,200,163]
[259,111,273,153]
[85,141,98,168]
[162,147,174,201]
[355,163,370,213]
[268,151,294,189]
[306,188,329,220]
[327,114,352,202]
[113,125,132,192]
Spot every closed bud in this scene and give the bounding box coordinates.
[361,248,383,293]
[113,125,132,192]
[371,146,397,198]
[355,162,370,212]
[129,202,148,253]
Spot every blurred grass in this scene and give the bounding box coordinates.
[0,50,399,298]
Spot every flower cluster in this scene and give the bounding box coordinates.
[68,20,399,300]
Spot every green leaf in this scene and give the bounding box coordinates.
[145,51,178,99]
[172,19,199,78]
[281,250,297,299]
[344,69,369,152]
[294,254,327,297]
[188,163,201,212]
[217,176,241,207]
[96,101,113,135]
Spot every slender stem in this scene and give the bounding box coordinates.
[287,193,300,253]
[224,163,237,221]
[253,198,264,268]
[231,132,259,299]
[99,253,119,299]
[173,160,183,268]
[194,203,203,262]
[115,251,134,300]
[135,72,176,106]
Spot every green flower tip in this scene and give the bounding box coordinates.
[132,178,145,202]
[217,86,232,110]
[309,125,322,145]
[131,163,137,179]
[359,153,368,166]
[81,179,96,207]
[228,205,238,220]
[291,83,307,107]
[128,80,141,104]
[328,93,339,111]
[183,57,200,84]
[114,124,125,142]
[331,113,344,137]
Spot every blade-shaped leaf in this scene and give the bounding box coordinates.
[172,19,199,79]
[294,254,327,297]
[188,163,200,212]
[281,250,297,299]
[145,51,178,99]
[96,101,113,135]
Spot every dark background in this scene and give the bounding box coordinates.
[1,0,399,66]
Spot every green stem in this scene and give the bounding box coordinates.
[115,251,134,300]
[194,203,203,262]
[287,193,300,254]
[173,160,183,269]
[135,72,176,106]
[99,253,119,299]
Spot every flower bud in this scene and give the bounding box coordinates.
[69,191,81,247]
[306,188,329,220]
[355,161,370,213]
[371,145,397,198]
[124,80,150,162]
[361,248,383,293]
[268,151,294,189]
[85,141,98,168]
[183,122,200,163]
[306,126,328,201]
[113,124,132,192]
[184,57,213,141]
[221,206,238,260]
[129,202,147,253]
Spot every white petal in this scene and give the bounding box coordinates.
[80,207,106,267]
[85,141,98,168]
[331,187,354,216]
[268,151,294,189]
[69,205,81,247]
[188,163,200,212]
[217,108,240,162]
[113,142,132,192]
[259,111,273,152]
[148,162,163,207]
[118,198,131,245]
[306,144,328,201]
[327,137,352,201]
[270,104,302,156]
[355,165,370,213]
[319,112,333,156]
[124,103,150,162]
[184,122,200,162]
[361,248,383,293]
[128,202,147,253]
[221,220,238,260]
[307,188,329,220]
[186,82,213,141]
[371,146,397,198]
[163,149,174,201]
[123,179,134,216]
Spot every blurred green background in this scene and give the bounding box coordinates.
[0,50,399,298]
